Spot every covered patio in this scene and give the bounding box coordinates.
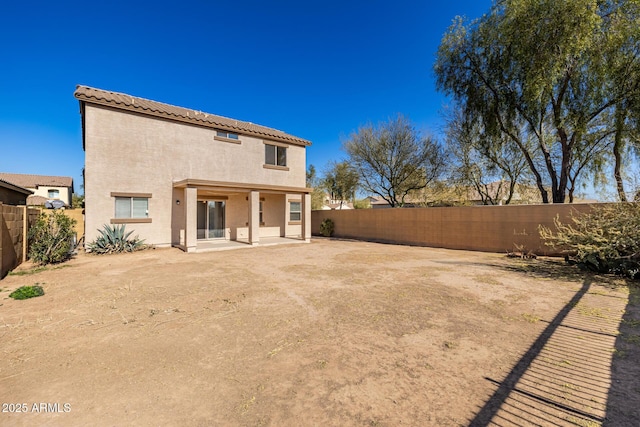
[172,179,311,253]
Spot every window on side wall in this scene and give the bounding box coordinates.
[289,201,301,222]
[215,130,239,142]
[265,144,287,168]
[48,189,60,199]
[111,192,152,223]
[259,201,264,225]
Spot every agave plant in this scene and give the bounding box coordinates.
[87,224,146,254]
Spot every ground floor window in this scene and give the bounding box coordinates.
[289,201,301,222]
[110,192,152,223]
[259,201,264,224]
[115,197,148,218]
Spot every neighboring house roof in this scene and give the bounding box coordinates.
[74,85,312,147]
[26,195,48,206]
[0,178,32,195]
[0,172,73,189]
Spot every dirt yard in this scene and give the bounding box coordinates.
[1,239,639,426]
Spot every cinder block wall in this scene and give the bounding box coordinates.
[311,203,601,256]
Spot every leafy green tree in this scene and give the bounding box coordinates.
[352,198,371,209]
[306,164,326,210]
[445,106,532,205]
[435,0,640,203]
[344,115,445,207]
[323,161,359,209]
[71,193,84,209]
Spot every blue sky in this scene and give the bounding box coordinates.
[0,1,494,193]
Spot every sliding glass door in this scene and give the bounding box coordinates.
[197,200,225,239]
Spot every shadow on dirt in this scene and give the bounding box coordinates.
[604,284,640,426]
[469,279,596,426]
[468,256,640,426]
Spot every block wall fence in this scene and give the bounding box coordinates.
[311,203,605,256]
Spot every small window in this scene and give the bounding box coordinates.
[115,197,148,218]
[289,201,301,222]
[259,201,264,224]
[48,189,60,198]
[265,144,287,167]
[216,130,239,140]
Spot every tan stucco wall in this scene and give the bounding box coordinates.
[311,203,601,256]
[84,104,307,246]
[29,186,72,206]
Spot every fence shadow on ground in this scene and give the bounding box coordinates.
[468,270,639,426]
[604,284,640,426]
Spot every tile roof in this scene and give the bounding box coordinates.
[0,178,33,195]
[74,85,312,147]
[26,195,48,206]
[0,173,73,189]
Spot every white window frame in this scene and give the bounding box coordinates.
[110,192,152,223]
[289,201,301,222]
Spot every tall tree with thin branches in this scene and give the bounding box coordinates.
[344,115,446,207]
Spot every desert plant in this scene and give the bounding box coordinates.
[87,224,146,254]
[319,218,335,237]
[28,211,76,265]
[9,284,45,300]
[539,203,640,279]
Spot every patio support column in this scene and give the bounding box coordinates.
[248,190,260,245]
[302,193,311,242]
[184,186,197,252]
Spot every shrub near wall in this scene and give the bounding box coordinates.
[311,203,597,256]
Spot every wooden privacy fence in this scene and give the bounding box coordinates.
[311,203,602,256]
[0,206,84,279]
[0,204,40,279]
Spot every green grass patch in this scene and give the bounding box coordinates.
[9,284,45,300]
[8,265,71,276]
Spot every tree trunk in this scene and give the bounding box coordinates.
[614,109,627,202]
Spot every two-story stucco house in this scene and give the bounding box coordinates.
[74,85,311,252]
[0,173,74,207]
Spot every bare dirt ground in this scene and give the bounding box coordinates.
[1,239,638,426]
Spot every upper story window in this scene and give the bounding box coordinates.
[48,189,60,199]
[265,144,287,167]
[215,130,239,143]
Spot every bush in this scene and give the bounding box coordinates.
[10,285,44,300]
[87,224,146,254]
[539,203,640,279]
[28,211,76,265]
[319,218,335,237]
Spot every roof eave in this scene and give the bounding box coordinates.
[74,91,312,147]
